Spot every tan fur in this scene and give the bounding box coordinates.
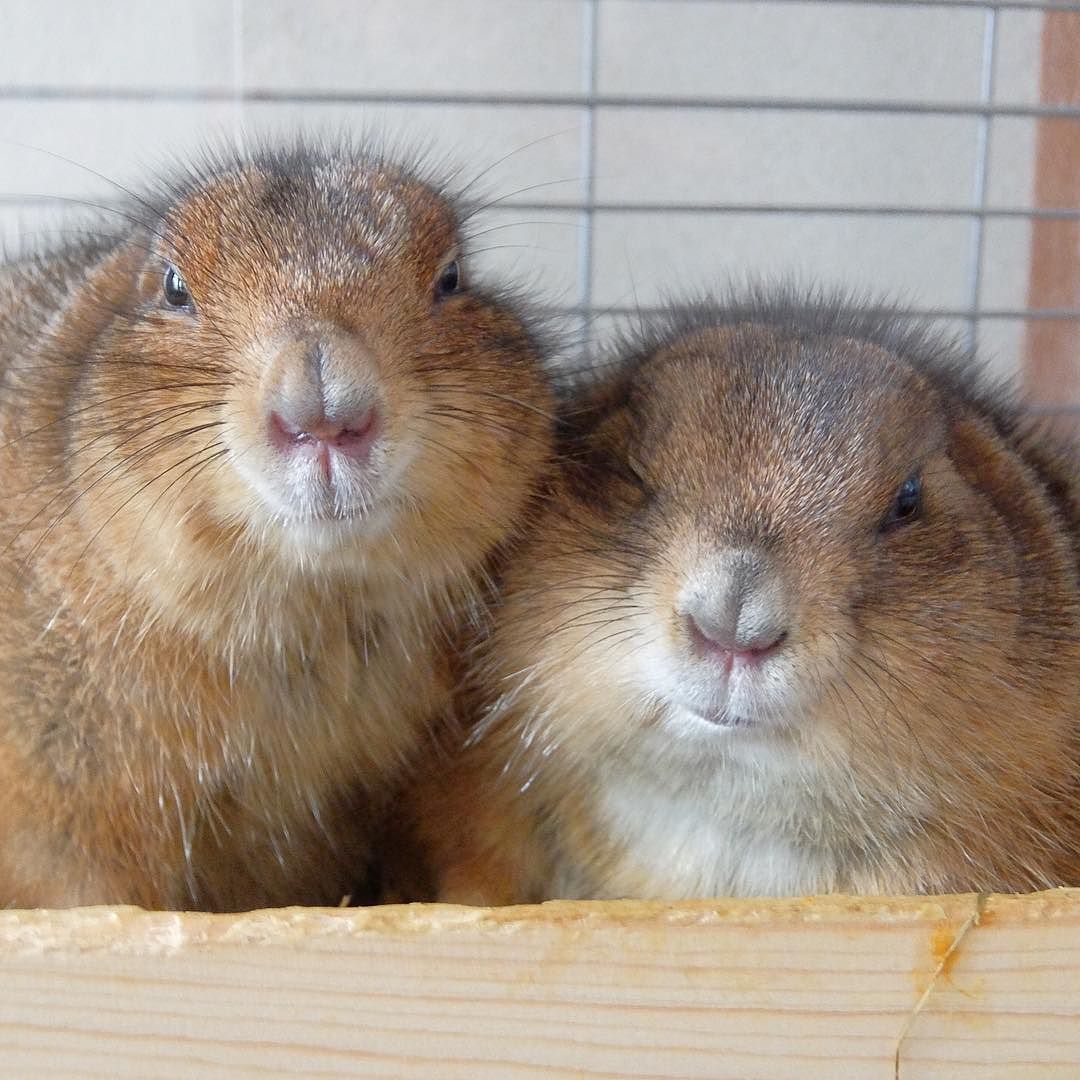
[0,144,554,910]
[409,302,1080,902]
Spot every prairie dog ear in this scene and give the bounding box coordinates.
[557,366,645,512]
[63,241,148,347]
[554,337,649,437]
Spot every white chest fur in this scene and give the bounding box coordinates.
[580,723,845,900]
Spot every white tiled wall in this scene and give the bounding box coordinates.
[0,0,1068,386]
[241,0,586,95]
[597,2,988,101]
[1,0,235,90]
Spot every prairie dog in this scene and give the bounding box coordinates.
[410,293,1080,902]
[0,140,554,910]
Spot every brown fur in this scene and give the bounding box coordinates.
[0,141,554,910]
[408,294,1080,902]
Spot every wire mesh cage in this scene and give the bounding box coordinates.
[0,10,1079,1075]
[0,0,1077,401]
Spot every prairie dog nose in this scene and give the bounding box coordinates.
[679,549,791,665]
[265,326,382,474]
[269,405,379,455]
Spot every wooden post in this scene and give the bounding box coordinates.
[1025,12,1080,408]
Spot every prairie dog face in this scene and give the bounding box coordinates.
[504,318,1060,784]
[613,325,953,743]
[83,146,552,578]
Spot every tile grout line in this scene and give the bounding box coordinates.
[966,5,1000,351]
[577,0,601,351]
[1,87,1077,118]
[6,195,1079,221]
[548,304,1080,320]
[715,0,1079,8]
[232,0,246,153]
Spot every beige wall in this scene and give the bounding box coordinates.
[0,0,1056,384]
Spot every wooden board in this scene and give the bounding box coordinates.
[0,891,1078,1078]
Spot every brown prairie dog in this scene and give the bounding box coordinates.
[413,292,1080,903]
[0,140,554,910]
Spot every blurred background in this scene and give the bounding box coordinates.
[0,0,1076,407]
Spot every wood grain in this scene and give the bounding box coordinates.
[0,891,1078,1078]
[1025,11,1080,406]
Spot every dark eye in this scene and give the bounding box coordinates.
[880,473,922,533]
[163,265,193,309]
[435,260,461,299]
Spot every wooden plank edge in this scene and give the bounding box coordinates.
[3,888,1080,953]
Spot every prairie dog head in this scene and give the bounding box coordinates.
[68,142,554,598]
[493,301,1080,799]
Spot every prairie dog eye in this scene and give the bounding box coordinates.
[434,259,461,299]
[880,472,922,533]
[163,265,193,310]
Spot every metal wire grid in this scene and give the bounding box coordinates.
[0,0,1077,359]
[555,0,1079,346]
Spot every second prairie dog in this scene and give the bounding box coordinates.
[411,293,1080,902]
[0,140,554,910]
